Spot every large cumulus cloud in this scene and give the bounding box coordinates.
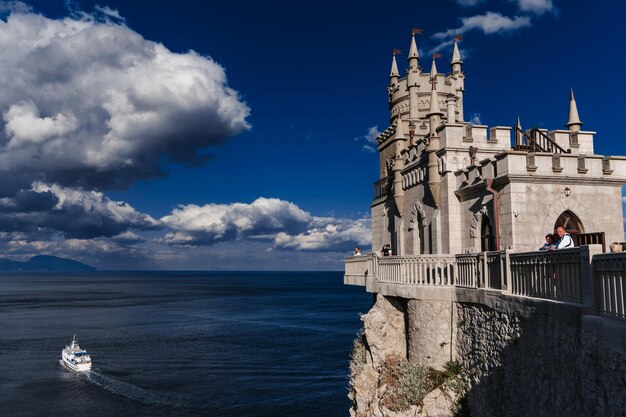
[160,197,371,252]
[0,3,250,189]
[0,182,159,239]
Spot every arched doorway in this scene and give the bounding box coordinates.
[554,210,584,235]
[481,215,496,252]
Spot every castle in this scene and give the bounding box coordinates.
[345,33,626,417]
[373,34,626,255]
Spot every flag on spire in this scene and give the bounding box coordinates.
[432,53,442,60]
[392,49,402,56]
[412,28,423,36]
[454,34,463,42]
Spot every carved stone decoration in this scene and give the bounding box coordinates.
[469,206,488,238]
[408,202,427,231]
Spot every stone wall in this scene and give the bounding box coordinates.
[349,288,626,417]
[455,297,625,417]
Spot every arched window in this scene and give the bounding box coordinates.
[554,210,584,235]
[481,215,496,252]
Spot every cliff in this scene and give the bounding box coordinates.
[348,290,626,417]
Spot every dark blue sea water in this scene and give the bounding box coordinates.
[0,271,372,417]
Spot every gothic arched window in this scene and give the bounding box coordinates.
[554,210,584,235]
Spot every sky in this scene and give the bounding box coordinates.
[0,0,624,270]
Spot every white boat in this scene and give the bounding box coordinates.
[61,335,92,372]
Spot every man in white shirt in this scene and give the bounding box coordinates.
[554,226,574,249]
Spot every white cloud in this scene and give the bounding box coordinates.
[433,12,532,40]
[512,0,555,15]
[160,197,311,245]
[274,216,371,251]
[4,100,78,147]
[355,125,380,153]
[0,182,159,238]
[622,196,626,203]
[0,5,250,189]
[160,197,371,252]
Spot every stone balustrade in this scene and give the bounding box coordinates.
[593,252,626,319]
[377,254,455,285]
[345,244,624,320]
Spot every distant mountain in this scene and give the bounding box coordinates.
[0,255,97,272]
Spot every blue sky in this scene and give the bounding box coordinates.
[0,0,624,269]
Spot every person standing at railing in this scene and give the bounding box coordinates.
[380,244,392,256]
[552,226,574,250]
[539,234,557,251]
[353,247,362,256]
[609,242,623,253]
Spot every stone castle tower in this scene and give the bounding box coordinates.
[373,34,626,255]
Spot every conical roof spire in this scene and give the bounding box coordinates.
[389,54,399,79]
[408,35,419,61]
[451,40,462,65]
[515,115,523,145]
[427,59,443,117]
[430,57,438,79]
[566,88,583,132]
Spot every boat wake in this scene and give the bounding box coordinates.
[60,360,184,408]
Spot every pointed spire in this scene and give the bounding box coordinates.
[389,54,399,79]
[408,35,419,61]
[430,57,438,79]
[515,115,523,146]
[451,40,462,65]
[566,88,583,132]
[427,59,443,117]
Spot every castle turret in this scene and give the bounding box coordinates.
[450,38,465,122]
[426,58,443,208]
[566,88,583,133]
[392,111,406,215]
[451,39,462,74]
[407,35,421,121]
[389,54,399,85]
[427,58,444,132]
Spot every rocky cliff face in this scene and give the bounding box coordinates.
[348,294,465,417]
[348,289,626,417]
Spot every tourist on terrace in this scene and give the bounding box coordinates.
[539,234,556,251]
[553,226,574,250]
[380,244,392,256]
[609,242,623,253]
[353,247,362,256]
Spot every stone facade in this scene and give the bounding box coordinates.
[371,35,626,255]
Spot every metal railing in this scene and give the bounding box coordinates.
[513,126,570,154]
[593,252,626,319]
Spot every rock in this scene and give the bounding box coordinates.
[420,388,457,417]
[362,294,407,369]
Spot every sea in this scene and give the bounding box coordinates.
[0,271,372,417]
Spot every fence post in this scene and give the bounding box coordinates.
[503,250,512,293]
[580,244,602,306]
[482,252,489,288]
